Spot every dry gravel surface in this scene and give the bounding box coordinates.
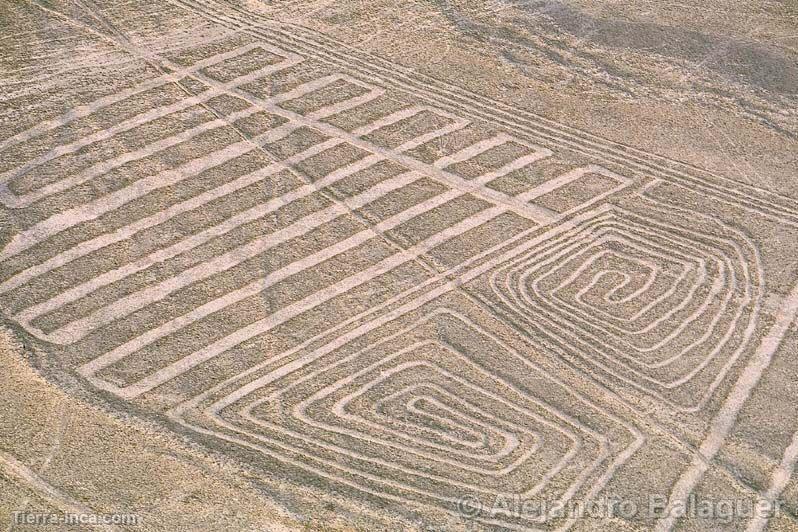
[1,1,797,530]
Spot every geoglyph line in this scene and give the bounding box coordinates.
[8,102,469,340]
[153,53,560,225]
[654,280,798,531]
[41,168,428,345]
[0,44,307,208]
[746,427,798,532]
[0,106,261,209]
[0,72,384,262]
[169,307,641,531]
[369,382,523,456]
[7,75,561,347]
[75,169,421,378]
[286,353,550,476]
[152,213,638,532]
[185,205,618,417]
[0,449,118,532]
[241,358,573,493]
[1,10,644,524]
[78,160,624,397]
[487,206,760,410]
[0,44,302,199]
[9,5,790,531]
[0,141,254,262]
[0,40,294,154]
[83,205,505,399]
[180,0,798,225]
[74,137,555,393]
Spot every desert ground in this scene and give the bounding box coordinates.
[1,0,797,530]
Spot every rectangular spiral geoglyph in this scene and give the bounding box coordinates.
[3,3,798,530]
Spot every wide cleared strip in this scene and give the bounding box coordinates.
[158,57,557,225]
[251,75,385,142]
[0,42,273,153]
[34,170,427,344]
[78,145,549,376]
[0,107,260,208]
[0,56,305,207]
[433,134,513,169]
[0,77,391,262]
[516,164,629,204]
[83,205,505,399]
[75,171,442,377]
[353,106,469,154]
[0,105,401,294]
[745,429,798,532]
[0,140,254,262]
[13,153,387,324]
[654,279,798,532]
[0,53,295,186]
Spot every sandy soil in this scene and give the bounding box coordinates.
[0,1,796,530]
